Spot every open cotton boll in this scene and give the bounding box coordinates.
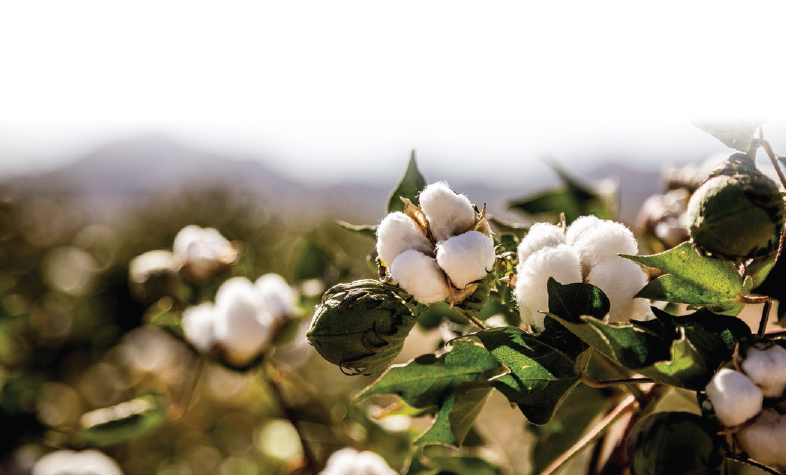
[517,222,566,265]
[181,303,217,353]
[256,273,298,319]
[389,250,450,304]
[565,215,603,245]
[173,225,237,280]
[319,448,398,475]
[569,219,638,273]
[213,277,271,365]
[514,244,582,332]
[376,211,433,265]
[436,231,496,289]
[585,258,649,323]
[705,368,763,427]
[736,408,786,467]
[418,182,476,242]
[741,344,786,398]
[33,449,123,475]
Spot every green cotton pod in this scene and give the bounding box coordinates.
[687,153,785,260]
[306,280,421,375]
[627,412,724,475]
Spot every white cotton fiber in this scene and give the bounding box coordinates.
[736,408,786,467]
[213,277,271,365]
[436,231,496,289]
[255,273,298,319]
[517,222,566,265]
[568,219,638,273]
[514,244,582,331]
[741,344,786,398]
[181,302,217,353]
[585,258,649,323]
[705,368,763,427]
[418,182,476,242]
[376,211,433,266]
[389,250,450,304]
[565,215,602,245]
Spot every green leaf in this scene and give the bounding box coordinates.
[354,340,501,409]
[335,220,377,241]
[622,242,744,310]
[293,237,334,281]
[408,444,502,475]
[475,327,580,425]
[547,278,610,323]
[416,382,493,447]
[692,120,765,152]
[388,150,427,213]
[79,392,167,446]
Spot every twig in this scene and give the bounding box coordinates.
[760,136,786,193]
[759,299,773,337]
[726,453,785,475]
[455,307,488,330]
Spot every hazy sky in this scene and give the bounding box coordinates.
[1,1,784,185]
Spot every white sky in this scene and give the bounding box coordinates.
[1,1,785,185]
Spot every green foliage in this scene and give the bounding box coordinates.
[79,392,167,446]
[408,444,503,475]
[692,120,765,152]
[388,150,428,213]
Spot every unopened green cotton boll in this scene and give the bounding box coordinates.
[687,153,784,260]
[705,367,763,427]
[390,250,451,304]
[741,343,786,398]
[307,280,420,375]
[418,181,476,242]
[517,222,566,265]
[376,211,433,265]
[436,231,496,289]
[514,244,582,331]
[627,412,724,475]
[736,408,786,468]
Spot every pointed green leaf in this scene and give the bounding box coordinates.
[416,382,493,447]
[692,120,765,152]
[354,340,501,409]
[547,278,610,323]
[388,150,427,213]
[79,392,167,446]
[335,220,377,240]
[475,327,580,425]
[408,444,503,475]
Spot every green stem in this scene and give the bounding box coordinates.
[760,136,786,193]
[455,308,487,330]
[590,350,646,404]
[580,373,654,389]
[759,299,773,337]
[725,453,784,475]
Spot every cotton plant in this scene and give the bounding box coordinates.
[514,216,651,331]
[32,449,123,475]
[172,224,239,281]
[318,448,398,475]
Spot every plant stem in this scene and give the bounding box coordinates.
[579,373,654,389]
[264,362,320,474]
[726,453,785,475]
[455,308,487,330]
[760,137,786,193]
[759,299,773,337]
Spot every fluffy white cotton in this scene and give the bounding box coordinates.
[181,302,217,353]
[517,222,566,265]
[741,344,786,398]
[737,408,786,467]
[705,368,764,427]
[213,277,273,366]
[564,215,602,245]
[319,448,398,475]
[585,258,650,323]
[514,244,582,331]
[418,182,476,242]
[390,250,450,304]
[436,231,495,289]
[568,218,638,273]
[172,225,237,280]
[128,250,175,284]
[256,273,299,319]
[376,211,433,265]
[33,449,123,475]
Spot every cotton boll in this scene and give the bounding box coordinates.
[213,277,271,365]
[705,368,763,427]
[517,222,566,265]
[565,215,603,245]
[256,273,298,319]
[419,182,476,242]
[436,231,496,289]
[737,408,786,467]
[173,225,237,280]
[585,258,649,323]
[376,211,434,265]
[33,449,123,475]
[741,344,786,398]
[181,303,217,353]
[569,219,638,274]
[319,448,398,475]
[389,250,450,304]
[514,244,582,332]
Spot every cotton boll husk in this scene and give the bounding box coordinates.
[741,344,786,398]
[418,182,476,242]
[389,250,450,304]
[255,273,298,319]
[585,258,650,323]
[569,219,638,274]
[517,222,566,265]
[514,244,582,332]
[181,303,217,353]
[736,408,786,467]
[213,277,271,365]
[436,231,496,289]
[376,211,433,265]
[705,368,763,427]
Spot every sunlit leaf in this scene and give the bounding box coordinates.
[388,150,427,213]
[475,327,580,425]
[416,382,493,447]
[79,392,167,446]
[335,220,377,240]
[692,120,765,152]
[547,278,610,323]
